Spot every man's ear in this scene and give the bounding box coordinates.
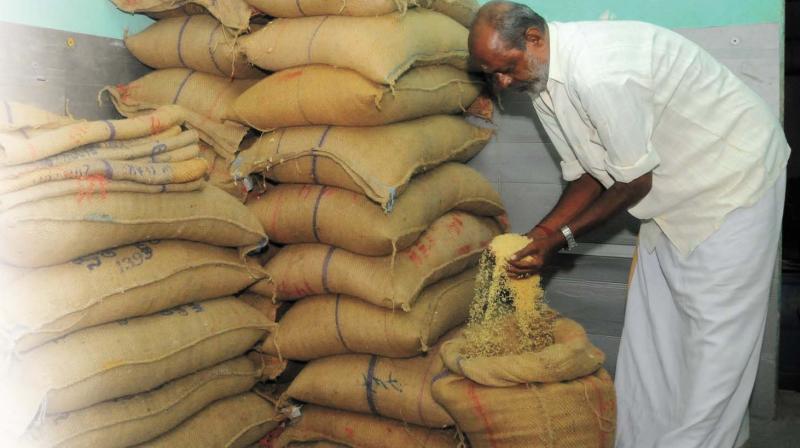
[524,27,544,46]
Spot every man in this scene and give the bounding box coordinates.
[469,1,790,447]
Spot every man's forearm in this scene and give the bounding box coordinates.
[566,173,652,239]
[534,174,604,234]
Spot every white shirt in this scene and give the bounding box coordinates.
[531,21,790,255]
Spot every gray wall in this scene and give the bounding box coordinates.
[469,22,783,418]
[0,21,151,120]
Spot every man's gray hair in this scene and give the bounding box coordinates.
[474,0,547,49]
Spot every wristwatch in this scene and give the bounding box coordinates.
[560,225,578,250]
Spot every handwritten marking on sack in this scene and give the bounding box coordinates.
[362,371,403,394]
[71,241,159,272]
[157,302,205,318]
[406,234,436,267]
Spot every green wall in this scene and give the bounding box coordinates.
[0,0,784,39]
[479,0,783,29]
[0,0,153,39]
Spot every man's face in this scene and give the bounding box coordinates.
[469,24,550,96]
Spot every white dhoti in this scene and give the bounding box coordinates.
[615,173,786,448]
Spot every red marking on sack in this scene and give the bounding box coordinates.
[68,123,91,146]
[149,115,163,135]
[457,244,472,255]
[344,426,355,438]
[407,249,423,266]
[76,175,109,203]
[280,69,304,81]
[466,382,497,448]
[116,83,133,102]
[299,184,314,199]
[497,213,510,229]
[446,214,464,236]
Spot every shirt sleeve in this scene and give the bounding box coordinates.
[575,75,661,183]
[532,97,586,182]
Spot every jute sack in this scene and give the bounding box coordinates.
[231,115,492,209]
[126,15,263,79]
[0,179,205,211]
[0,184,267,267]
[145,3,208,19]
[239,293,288,324]
[137,393,281,448]
[247,163,504,256]
[0,129,200,180]
[2,240,266,353]
[105,68,257,123]
[275,405,458,448]
[110,0,253,31]
[0,101,75,132]
[262,267,476,360]
[440,318,606,387]
[0,158,208,194]
[285,330,459,428]
[246,0,476,26]
[234,65,482,130]
[420,0,479,27]
[20,357,262,448]
[242,10,467,85]
[0,297,271,439]
[245,0,411,17]
[249,211,502,309]
[103,74,254,158]
[199,142,247,201]
[431,368,616,448]
[0,106,186,166]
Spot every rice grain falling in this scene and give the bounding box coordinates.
[462,233,558,358]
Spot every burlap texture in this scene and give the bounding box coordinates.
[103,72,253,158]
[107,68,256,123]
[21,357,261,448]
[199,142,247,201]
[249,211,501,310]
[0,129,199,180]
[0,106,185,166]
[431,368,616,448]
[285,329,459,428]
[274,405,458,448]
[0,297,271,439]
[2,240,266,352]
[0,101,75,132]
[233,64,482,130]
[0,178,205,211]
[0,184,267,267]
[262,268,476,360]
[137,393,281,448]
[242,9,467,85]
[231,115,492,209]
[145,3,209,19]
[246,0,410,17]
[421,0,479,27]
[248,163,504,256]
[110,0,253,31]
[0,158,208,194]
[126,15,263,79]
[442,318,605,387]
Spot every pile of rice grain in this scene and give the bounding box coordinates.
[463,233,558,358]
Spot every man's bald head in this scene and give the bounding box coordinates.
[470,1,547,51]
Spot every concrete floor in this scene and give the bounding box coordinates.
[748,390,800,448]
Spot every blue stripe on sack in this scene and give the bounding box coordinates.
[364,355,380,415]
[172,70,196,105]
[431,369,450,384]
[207,22,227,76]
[102,120,116,141]
[176,16,192,68]
[321,246,335,294]
[3,100,12,124]
[101,159,114,179]
[295,0,307,16]
[334,294,352,351]
[306,16,329,63]
[310,126,331,184]
[311,186,326,242]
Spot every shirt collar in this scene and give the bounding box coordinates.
[545,22,566,85]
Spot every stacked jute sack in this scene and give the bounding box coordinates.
[104,1,268,200]
[0,102,285,447]
[193,1,519,446]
